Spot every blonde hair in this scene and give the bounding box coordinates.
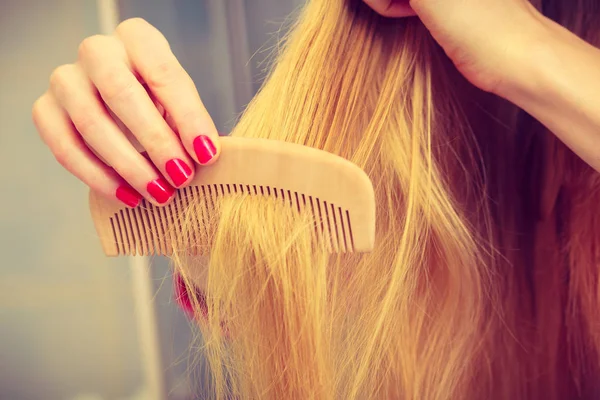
[172,0,600,399]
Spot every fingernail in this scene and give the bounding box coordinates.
[116,186,143,207]
[193,135,217,164]
[147,178,175,204]
[166,158,193,187]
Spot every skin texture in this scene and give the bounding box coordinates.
[32,18,220,207]
[364,0,546,92]
[365,0,600,173]
[32,2,600,203]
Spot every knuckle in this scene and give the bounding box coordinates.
[49,64,75,95]
[142,129,172,154]
[31,95,47,127]
[53,143,73,169]
[71,108,99,134]
[78,35,108,60]
[145,59,181,88]
[99,68,136,102]
[116,17,150,36]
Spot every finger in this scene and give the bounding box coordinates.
[32,93,143,208]
[49,63,175,206]
[78,33,196,189]
[116,18,220,166]
[363,0,417,17]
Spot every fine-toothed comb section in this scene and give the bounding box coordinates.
[89,137,376,256]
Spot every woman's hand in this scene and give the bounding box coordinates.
[366,1,600,173]
[32,18,220,207]
[364,0,547,95]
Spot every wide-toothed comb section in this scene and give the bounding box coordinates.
[106,185,356,256]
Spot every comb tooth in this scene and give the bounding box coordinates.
[317,198,330,251]
[182,188,196,256]
[220,184,225,196]
[195,186,207,255]
[329,202,344,253]
[179,189,191,248]
[138,204,152,255]
[323,201,338,253]
[120,209,134,255]
[294,192,301,214]
[225,184,231,194]
[139,206,151,255]
[168,195,182,252]
[203,184,217,256]
[338,207,350,253]
[116,211,126,255]
[213,185,221,213]
[280,188,285,203]
[142,201,158,255]
[126,208,141,256]
[189,187,203,256]
[174,189,187,253]
[259,186,265,196]
[299,193,317,247]
[116,210,126,255]
[115,212,128,255]
[133,206,149,256]
[187,188,200,255]
[151,202,166,256]
[309,197,323,251]
[159,202,174,255]
[197,186,210,253]
[110,216,122,255]
[206,184,216,209]
[345,210,356,252]
[253,185,258,195]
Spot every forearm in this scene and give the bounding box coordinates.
[497,16,600,172]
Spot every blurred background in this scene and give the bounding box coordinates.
[0,0,303,398]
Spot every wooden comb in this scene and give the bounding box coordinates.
[89,137,376,256]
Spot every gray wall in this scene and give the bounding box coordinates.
[0,0,303,398]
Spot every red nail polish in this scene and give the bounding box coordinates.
[147,178,175,204]
[166,158,193,187]
[116,186,142,207]
[174,273,208,320]
[193,135,217,164]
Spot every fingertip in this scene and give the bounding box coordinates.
[116,185,144,208]
[147,177,176,205]
[192,134,220,166]
[165,157,195,188]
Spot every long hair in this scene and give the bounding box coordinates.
[172,0,600,398]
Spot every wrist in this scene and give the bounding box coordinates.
[493,13,565,108]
